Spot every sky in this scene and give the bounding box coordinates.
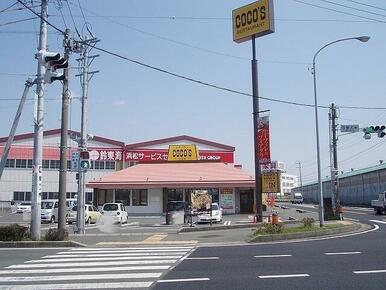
[1,0,386,184]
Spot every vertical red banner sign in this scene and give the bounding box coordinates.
[258,116,271,165]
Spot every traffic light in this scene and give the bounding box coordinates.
[79,151,91,170]
[36,50,68,84]
[375,125,386,138]
[363,125,385,139]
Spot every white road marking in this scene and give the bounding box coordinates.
[69,246,193,250]
[0,282,152,289]
[353,270,386,274]
[0,272,162,282]
[325,251,361,256]
[26,255,182,263]
[369,220,386,224]
[185,257,219,260]
[61,249,191,254]
[157,278,210,283]
[43,252,188,258]
[7,259,177,268]
[344,218,360,222]
[254,254,292,258]
[0,265,170,275]
[223,221,231,226]
[258,274,310,279]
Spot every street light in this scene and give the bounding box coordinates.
[312,36,370,227]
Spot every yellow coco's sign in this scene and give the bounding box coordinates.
[168,145,199,161]
[232,0,275,43]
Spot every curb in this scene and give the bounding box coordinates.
[0,240,86,248]
[247,222,362,243]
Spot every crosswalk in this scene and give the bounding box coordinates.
[0,246,195,289]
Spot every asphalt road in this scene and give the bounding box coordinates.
[153,204,386,290]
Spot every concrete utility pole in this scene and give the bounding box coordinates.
[296,161,303,195]
[75,37,99,234]
[251,36,263,222]
[329,103,339,215]
[58,29,71,237]
[31,0,48,240]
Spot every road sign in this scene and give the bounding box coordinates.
[340,124,359,133]
[71,151,79,172]
[232,0,275,43]
[262,172,280,193]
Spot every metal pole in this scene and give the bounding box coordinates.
[328,105,336,212]
[297,161,303,196]
[331,104,339,213]
[77,37,89,235]
[31,0,48,240]
[251,36,262,221]
[58,29,71,237]
[312,58,324,227]
[0,79,34,179]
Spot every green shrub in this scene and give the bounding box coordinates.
[44,228,68,241]
[0,224,30,241]
[254,222,285,235]
[302,217,315,228]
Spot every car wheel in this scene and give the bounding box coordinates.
[50,216,55,223]
[68,221,72,225]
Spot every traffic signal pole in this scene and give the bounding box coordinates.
[76,37,90,235]
[58,29,71,237]
[31,0,48,240]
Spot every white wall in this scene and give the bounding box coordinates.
[124,188,163,215]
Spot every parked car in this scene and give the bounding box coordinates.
[101,202,128,224]
[371,191,386,215]
[67,204,101,224]
[291,192,304,204]
[16,202,31,213]
[165,201,190,225]
[41,198,77,223]
[197,203,223,223]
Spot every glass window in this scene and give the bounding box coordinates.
[13,192,24,201]
[42,192,48,199]
[25,192,31,201]
[115,189,130,206]
[27,159,33,168]
[132,189,148,206]
[103,203,119,211]
[67,160,71,170]
[5,159,15,168]
[90,161,94,169]
[94,161,105,170]
[86,192,93,202]
[105,161,115,170]
[42,160,50,169]
[16,159,27,168]
[167,189,184,202]
[50,160,60,169]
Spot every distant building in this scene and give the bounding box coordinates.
[262,161,299,196]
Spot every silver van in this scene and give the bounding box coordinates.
[41,199,77,223]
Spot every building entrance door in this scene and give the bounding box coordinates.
[239,190,253,213]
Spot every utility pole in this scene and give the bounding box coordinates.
[296,161,303,195]
[75,37,99,234]
[57,29,71,238]
[31,0,48,240]
[329,103,339,215]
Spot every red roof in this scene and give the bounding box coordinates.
[87,162,254,189]
[125,135,235,151]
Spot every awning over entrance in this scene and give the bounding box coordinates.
[87,162,255,189]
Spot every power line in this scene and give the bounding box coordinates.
[0,2,17,13]
[0,16,37,27]
[317,0,386,19]
[292,0,385,23]
[345,0,386,12]
[65,0,81,38]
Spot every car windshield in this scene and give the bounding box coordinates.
[41,202,53,209]
[211,204,219,210]
[103,204,119,211]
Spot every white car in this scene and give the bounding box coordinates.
[101,203,128,224]
[16,202,31,213]
[67,204,102,224]
[197,203,223,223]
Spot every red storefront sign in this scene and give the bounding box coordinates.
[88,148,123,161]
[258,116,271,165]
[125,150,234,163]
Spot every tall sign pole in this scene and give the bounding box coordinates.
[233,0,274,221]
[31,0,48,240]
